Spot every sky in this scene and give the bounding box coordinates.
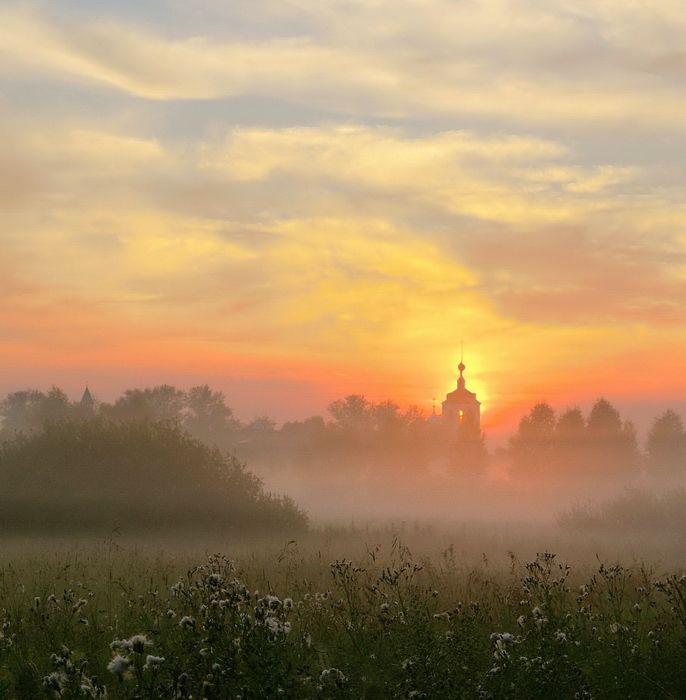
[2,0,686,439]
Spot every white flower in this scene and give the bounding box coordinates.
[43,672,63,691]
[110,639,133,651]
[179,616,196,629]
[283,598,294,610]
[321,668,346,684]
[107,655,130,679]
[380,603,390,612]
[130,635,149,654]
[145,655,165,666]
[433,611,451,621]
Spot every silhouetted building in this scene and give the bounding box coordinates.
[441,361,481,438]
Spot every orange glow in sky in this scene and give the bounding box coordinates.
[2,1,686,443]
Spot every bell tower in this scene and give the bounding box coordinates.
[441,358,481,437]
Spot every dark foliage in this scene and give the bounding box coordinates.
[0,419,308,535]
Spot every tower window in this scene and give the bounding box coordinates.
[458,409,464,424]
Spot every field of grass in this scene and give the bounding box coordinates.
[2,526,686,699]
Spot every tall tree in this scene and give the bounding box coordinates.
[553,406,587,476]
[327,394,372,430]
[509,402,556,476]
[585,398,640,478]
[646,409,686,478]
[106,385,185,423]
[184,385,237,442]
[0,386,75,436]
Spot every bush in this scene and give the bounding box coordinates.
[0,418,308,535]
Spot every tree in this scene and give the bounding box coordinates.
[585,398,640,478]
[553,407,587,476]
[327,395,373,430]
[0,419,308,534]
[646,409,686,478]
[509,402,556,476]
[183,385,238,442]
[105,385,185,423]
[0,386,76,437]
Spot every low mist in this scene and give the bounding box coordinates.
[1,385,685,552]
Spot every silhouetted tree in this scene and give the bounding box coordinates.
[105,385,186,423]
[509,402,556,476]
[0,386,76,437]
[646,409,686,479]
[184,385,238,443]
[0,419,307,534]
[328,394,372,430]
[585,398,640,478]
[553,407,587,476]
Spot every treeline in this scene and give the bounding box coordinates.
[3,385,686,490]
[0,390,308,535]
[509,399,686,483]
[0,387,486,482]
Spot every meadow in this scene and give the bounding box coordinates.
[2,524,686,699]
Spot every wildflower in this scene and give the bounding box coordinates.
[517,615,526,627]
[321,668,347,684]
[200,648,212,658]
[284,621,292,633]
[634,603,641,612]
[208,574,222,586]
[43,672,63,691]
[166,609,176,618]
[78,618,88,625]
[500,633,514,643]
[111,639,133,651]
[179,616,196,629]
[433,611,451,621]
[304,632,312,648]
[283,598,294,610]
[264,595,281,608]
[555,631,567,642]
[380,603,390,612]
[107,655,130,680]
[130,635,149,654]
[145,655,165,667]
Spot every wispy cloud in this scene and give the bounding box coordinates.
[2,2,686,129]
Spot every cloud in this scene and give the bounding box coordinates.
[2,115,685,339]
[2,2,686,129]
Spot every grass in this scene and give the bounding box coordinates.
[1,528,686,699]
